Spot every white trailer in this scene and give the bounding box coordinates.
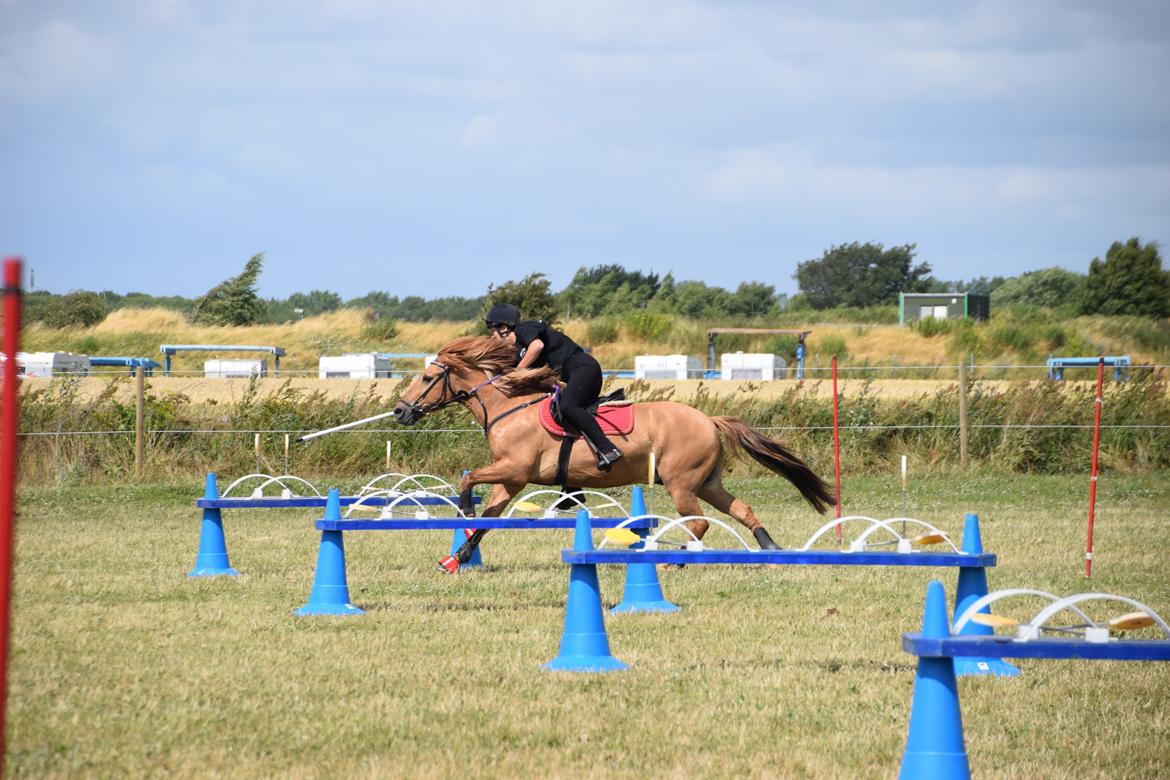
[14,352,91,377]
[204,359,267,378]
[318,353,393,379]
[720,352,787,381]
[634,354,700,380]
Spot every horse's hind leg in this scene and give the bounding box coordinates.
[696,476,782,550]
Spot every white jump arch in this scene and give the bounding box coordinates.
[221,473,323,498]
[952,589,1170,640]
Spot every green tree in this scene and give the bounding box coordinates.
[1081,238,1170,318]
[992,267,1085,310]
[39,291,107,328]
[191,253,266,326]
[485,272,559,326]
[559,264,659,318]
[795,242,931,309]
[726,281,777,317]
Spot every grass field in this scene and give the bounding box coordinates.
[8,472,1170,778]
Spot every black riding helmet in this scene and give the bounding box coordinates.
[484,303,521,329]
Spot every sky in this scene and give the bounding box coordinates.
[2,0,1168,301]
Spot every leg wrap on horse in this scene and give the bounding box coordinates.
[437,528,489,573]
[753,527,782,550]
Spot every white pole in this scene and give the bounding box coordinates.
[900,455,908,534]
[295,410,398,442]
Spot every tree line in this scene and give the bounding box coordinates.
[23,238,1169,329]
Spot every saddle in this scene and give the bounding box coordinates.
[538,389,635,488]
[538,389,635,438]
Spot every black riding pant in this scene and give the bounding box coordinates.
[559,352,615,453]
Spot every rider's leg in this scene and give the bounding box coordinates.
[560,355,622,468]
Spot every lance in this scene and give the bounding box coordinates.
[296,410,398,443]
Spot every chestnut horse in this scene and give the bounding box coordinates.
[392,336,835,572]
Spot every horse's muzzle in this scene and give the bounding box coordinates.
[393,401,417,425]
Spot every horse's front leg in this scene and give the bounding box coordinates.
[440,464,527,573]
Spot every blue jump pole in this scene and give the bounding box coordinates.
[295,489,364,616]
[899,580,970,780]
[952,513,1019,677]
[611,486,678,613]
[188,472,238,577]
[544,510,628,672]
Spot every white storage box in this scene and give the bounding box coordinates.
[720,352,787,381]
[14,351,91,377]
[204,359,267,378]
[635,354,700,380]
[318,353,392,379]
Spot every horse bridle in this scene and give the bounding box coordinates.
[400,360,548,436]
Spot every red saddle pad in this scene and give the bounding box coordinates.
[538,396,635,438]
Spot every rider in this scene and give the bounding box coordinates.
[484,303,623,470]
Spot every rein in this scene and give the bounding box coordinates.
[400,361,549,437]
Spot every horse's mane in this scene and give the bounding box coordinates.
[436,336,560,397]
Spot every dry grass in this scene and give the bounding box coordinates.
[7,473,1170,778]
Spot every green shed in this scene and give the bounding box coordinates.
[899,293,990,325]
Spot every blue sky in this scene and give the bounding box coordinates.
[2,1,1168,301]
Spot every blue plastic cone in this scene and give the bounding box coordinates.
[612,485,678,613]
[295,489,364,616]
[189,472,238,577]
[899,580,970,780]
[449,528,484,568]
[952,513,1019,677]
[544,510,629,672]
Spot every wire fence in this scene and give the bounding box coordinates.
[17,361,1170,380]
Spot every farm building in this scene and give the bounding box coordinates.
[899,292,990,324]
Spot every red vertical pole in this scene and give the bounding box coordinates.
[0,257,23,773]
[832,355,842,541]
[1085,357,1104,578]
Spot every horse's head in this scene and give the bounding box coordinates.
[393,359,470,425]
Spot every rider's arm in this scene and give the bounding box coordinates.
[516,338,544,370]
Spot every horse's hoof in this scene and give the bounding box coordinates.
[437,555,461,574]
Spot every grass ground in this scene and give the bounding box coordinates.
[7,472,1170,778]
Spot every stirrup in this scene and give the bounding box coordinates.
[596,446,623,471]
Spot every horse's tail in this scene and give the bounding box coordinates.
[710,416,836,514]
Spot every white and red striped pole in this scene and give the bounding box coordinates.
[1085,356,1104,578]
[0,257,23,773]
[832,355,842,541]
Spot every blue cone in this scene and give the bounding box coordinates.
[899,580,970,780]
[295,489,364,616]
[189,472,238,577]
[952,513,1018,677]
[449,528,484,568]
[544,510,629,672]
[612,485,678,613]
